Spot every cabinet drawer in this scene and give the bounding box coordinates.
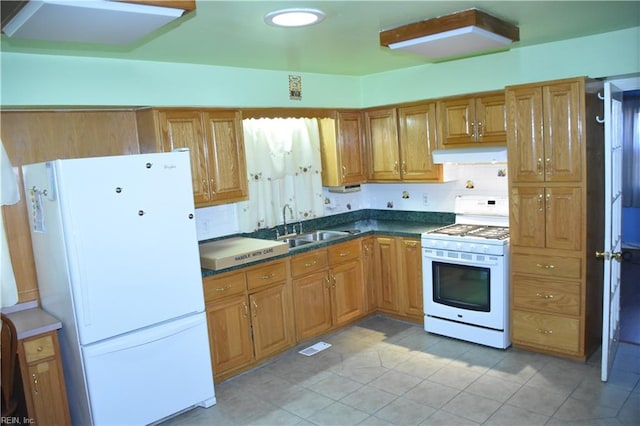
[328,240,362,265]
[246,260,288,291]
[291,250,328,277]
[203,271,246,302]
[511,254,581,279]
[23,334,56,364]
[511,309,580,354]
[512,275,581,316]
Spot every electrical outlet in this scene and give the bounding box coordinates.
[422,193,429,205]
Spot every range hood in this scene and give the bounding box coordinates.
[2,0,191,45]
[432,147,507,164]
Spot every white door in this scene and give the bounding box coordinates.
[600,81,624,382]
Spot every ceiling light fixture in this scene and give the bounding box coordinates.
[380,9,519,59]
[264,8,325,27]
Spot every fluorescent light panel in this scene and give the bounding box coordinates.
[3,0,184,44]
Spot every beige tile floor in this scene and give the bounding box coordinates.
[161,316,640,425]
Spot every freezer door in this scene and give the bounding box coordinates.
[82,312,215,425]
[55,152,205,344]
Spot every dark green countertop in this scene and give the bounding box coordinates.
[200,209,454,278]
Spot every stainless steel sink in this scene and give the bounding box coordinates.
[278,230,349,248]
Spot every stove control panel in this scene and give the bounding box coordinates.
[421,237,507,256]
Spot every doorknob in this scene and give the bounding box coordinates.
[595,251,609,260]
[611,252,622,262]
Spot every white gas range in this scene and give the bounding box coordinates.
[421,195,510,349]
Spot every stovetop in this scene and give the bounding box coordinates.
[429,224,510,240]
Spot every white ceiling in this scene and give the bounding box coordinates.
[1,1,639,76]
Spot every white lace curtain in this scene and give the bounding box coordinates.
[237,118,324,233]
[622,93,640,207]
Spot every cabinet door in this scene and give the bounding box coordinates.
[507,87,545,183]
[398,238,423,320]
[365,108,401,181]
[398,103,442,181]
[25,359,70,424]
[374,237,399,313]
[330,259,365,326]
[157,110,211,204]
[206,295,253,375]
[543,82,582,182]
[437,97,475,146]
[510,186,545,248]
[361,238,377,313]
[546,187,582,250]
[476,93,507,144]
[250,283,293,361]
[203,110,248,204]
[293,271,332,341]
[337,111,366,184]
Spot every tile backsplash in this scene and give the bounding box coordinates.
[196,163,508,241]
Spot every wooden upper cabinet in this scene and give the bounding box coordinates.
[319,111,366,186]
[136,108,248,207]
[398,103,442,181]
[507,80,582,183]
[437,91,506,147]
[365,104,442,182]
[203,111,248,204]
[365,108,400,181]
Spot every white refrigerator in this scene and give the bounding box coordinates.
[22,151,215,425]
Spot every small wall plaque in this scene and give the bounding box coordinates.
[289,74,302,100]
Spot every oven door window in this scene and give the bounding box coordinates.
[432,262,490,312]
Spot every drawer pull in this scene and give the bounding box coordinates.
[252,300,258,317]
[535,263,555,269]
[535,292,555,299]
[536,328,553,335]
[215,284,232,292]
[404,241,418,247]
[37,346,44,352]
[260,273,276,280]
[339,251,350,257]
[304,260,317,268]
[242,302,248,319]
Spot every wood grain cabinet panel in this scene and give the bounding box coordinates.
[250,283,293,360]
[293,270,333,341]
[319,111,366,186]
[137,108,248,207]
[365,108,400,181]
[507,77,604,360]
[17,331,72,426]
[437,91,506,147]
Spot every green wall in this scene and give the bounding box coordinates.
[1,27,638,109]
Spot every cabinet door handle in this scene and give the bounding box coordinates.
[210,179,216,194]
[537,194,544,211]
[545,158,551,175]
[536,328,553,335]
[545,193,551,210]
[331,274,336,288]
[242,302,248,319]
[304,260,317,268]
[342,165,347,179]
[252,300,258,317]
[477,121,483,138]
[325,276,331,288]
[339,251,350,257]
[535,292,555,299]
[260,273,275,280]
[401,161,407,174]
[202,180,210,200]
[393,161,399,174]
[32,373,39,394]
[215,284,232,292]
[537,158,543,175]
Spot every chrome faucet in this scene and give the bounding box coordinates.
[282,204,294,235]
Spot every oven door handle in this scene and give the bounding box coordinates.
[422,253,500,268]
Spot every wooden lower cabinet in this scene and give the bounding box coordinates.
[292,241,365,342]
[204,259,294,382]
[17,331,71,426]
[372,236,423,322]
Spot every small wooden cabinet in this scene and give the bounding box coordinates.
[506,77,604,360]
[292,241,365,341]
[204,259,293,382]
[365,103,441,182]
[437,91,506,147]
[136,108,248,207]
[17,331,71,426]
[319,111,366,186]
[372,236,423,323]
